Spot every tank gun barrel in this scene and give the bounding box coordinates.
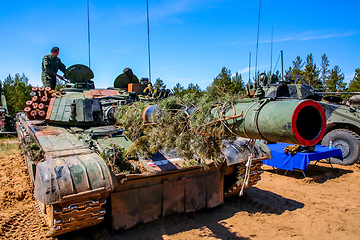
[143,99,326,146]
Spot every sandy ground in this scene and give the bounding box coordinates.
[0,138,359,240]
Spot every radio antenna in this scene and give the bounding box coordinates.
[254,0,261,81]
[248,52,251,84]
[87,0,91,68]
[146,0,152,82]
[270,28,273,77]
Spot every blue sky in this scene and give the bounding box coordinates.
[1,0,359,90]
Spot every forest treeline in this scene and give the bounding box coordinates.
[1,53,360,117]
[169,53,360,97]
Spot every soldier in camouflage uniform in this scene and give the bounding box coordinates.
[41,47,66,90]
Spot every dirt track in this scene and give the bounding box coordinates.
[0,138,359,240]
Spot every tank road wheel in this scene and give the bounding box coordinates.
[321,129,360,165]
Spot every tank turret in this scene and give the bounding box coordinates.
[259,74,323,101]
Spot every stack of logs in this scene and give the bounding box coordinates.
[24,87,52,120]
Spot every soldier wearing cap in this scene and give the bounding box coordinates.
[41,47,66,90]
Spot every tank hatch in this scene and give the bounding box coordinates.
[64,64,95,90]
[65,64,94,83]
[114,68,139,88]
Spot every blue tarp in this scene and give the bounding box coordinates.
[262,143,343,171]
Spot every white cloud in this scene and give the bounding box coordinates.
[261,29,357,43]
[236,64,269,75]
[237,67,254,74]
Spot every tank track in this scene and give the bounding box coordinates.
[224,160,263,198]
[34,193,108,237]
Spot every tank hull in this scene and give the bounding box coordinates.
[15,65,275,236]
[16,111,267,236]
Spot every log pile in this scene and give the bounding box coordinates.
[24,87,52,120]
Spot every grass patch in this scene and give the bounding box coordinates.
[0,137,20,154]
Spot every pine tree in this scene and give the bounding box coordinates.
[207,67,245,95]
[348,68,360,92]
[231,72,245,94]
[210,67,232,91]
[285,56,304,83]
[172,82,203,98]
[304,54,321,89]
[2,74,33,117]
[172,83,185,97]
[320,54,330,91]
[325,66,346,92]
[153,78,166,90]
[186,83,202,95]
[285,66,293,80]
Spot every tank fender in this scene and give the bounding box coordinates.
[34,153,117,205]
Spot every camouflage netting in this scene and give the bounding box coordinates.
[115,91,244,167]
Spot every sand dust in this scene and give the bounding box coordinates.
[0,138,359,240]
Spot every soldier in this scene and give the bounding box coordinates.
[41,47,66,90]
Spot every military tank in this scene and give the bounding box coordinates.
[16,65,326,237]
[0,90,16,135]
[251,73,360,165]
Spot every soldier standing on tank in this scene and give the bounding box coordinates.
[41,47,66,90]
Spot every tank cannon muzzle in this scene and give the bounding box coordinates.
[142,99,326,146]
[226,99,326,146]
